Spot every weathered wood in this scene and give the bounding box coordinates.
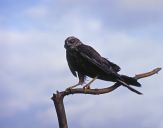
[51,92,68,128]
[51,67,161,128]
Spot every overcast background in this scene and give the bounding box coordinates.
[0,0,163,128]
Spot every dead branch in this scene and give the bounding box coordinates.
[51,67,161,128]
[134,67,161,79]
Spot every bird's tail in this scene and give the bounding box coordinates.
[117,79,142,95]
[116,74,142,95]
[120,75,141,87]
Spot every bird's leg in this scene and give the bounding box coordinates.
[83,76,98,90]
[66,73,85,90]
[66,82,81,90]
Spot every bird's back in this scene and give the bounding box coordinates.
[73,44,120,81]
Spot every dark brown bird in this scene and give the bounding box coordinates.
[64,36,142,94]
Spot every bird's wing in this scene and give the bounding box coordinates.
[76,44,142,95]
[102,58,121,72]
[77,44,116,75]
[66,51,77,77]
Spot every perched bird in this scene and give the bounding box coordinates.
[64,36,142,94]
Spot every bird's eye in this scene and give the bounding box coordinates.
[69,39,75,44]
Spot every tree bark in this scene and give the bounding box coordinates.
[52,92,68,128]
[51,67,161,128]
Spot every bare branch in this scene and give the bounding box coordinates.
[52,67,161,128]
[60,67,161,97]
[64,83,121,96]
[134,67,161,80]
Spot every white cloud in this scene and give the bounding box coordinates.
[0,29,66,71]
[24,5,49,19]
[36,107,58,126]
[0,99,29,117]
[0,30,25,44]
[121,0,163,11]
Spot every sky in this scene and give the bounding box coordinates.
[0,0,163,128]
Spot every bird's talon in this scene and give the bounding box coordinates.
[83,85,91,90]
[86,86,91,89]
[83,87,87,93]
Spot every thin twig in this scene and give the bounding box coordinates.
[134,67,161,79]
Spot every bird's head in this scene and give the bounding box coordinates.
[64,36,82,49]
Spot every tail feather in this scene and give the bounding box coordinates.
[120,75,141,87]
[117,80,142,95]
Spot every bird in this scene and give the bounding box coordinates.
[64,36,142,94]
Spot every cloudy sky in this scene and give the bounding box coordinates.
[0,0,163,128]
